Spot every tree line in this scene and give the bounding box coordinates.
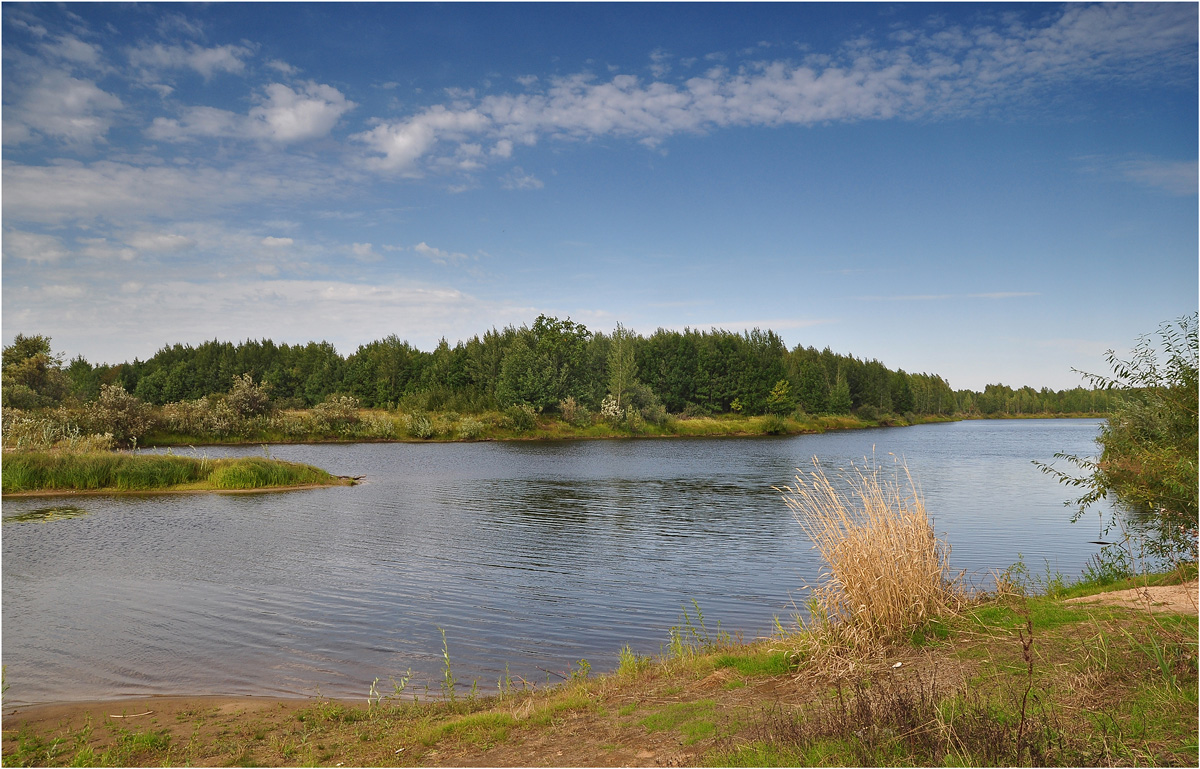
[2,315,1114,419]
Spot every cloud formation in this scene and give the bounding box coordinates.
[354,3,1196,173]
[148,81,355,144]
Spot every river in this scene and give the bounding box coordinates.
[1,418,1111,705]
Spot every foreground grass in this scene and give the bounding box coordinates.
[1,452,346,495]
[4,577,1195,767]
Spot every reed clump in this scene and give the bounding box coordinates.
[207,457,333,489]
[781,458,960,648]
[2,452,335,494]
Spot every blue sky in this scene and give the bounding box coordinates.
[2,2,1196,390]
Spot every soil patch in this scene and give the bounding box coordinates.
[1065,579,1198,615]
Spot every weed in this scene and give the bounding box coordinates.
[439,627,456,702]
[780,458,961,648]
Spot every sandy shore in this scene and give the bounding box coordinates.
[1065,579,1198,615]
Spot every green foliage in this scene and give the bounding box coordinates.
[607,321,639,412]
[82,384,155,448]
[765,379,794,415]
[225,373,273,418]
[404,410,435,439]
[1038,314,1198,561]
[311,393,361,433]
[503,403,537,432]
[2,333,70,408]
[828,371,852,415]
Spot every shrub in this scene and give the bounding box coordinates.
[599,395,622,425]
[404,411,435,439]
[225,373,273,418]
[780,459,959,647]
[457,417,485,440]
[504,404,537,432]
[82,384,155,448]
[312,394,360,433]
[1039,313,1198,562]
[559,396,592,427]
[359,412,397,439]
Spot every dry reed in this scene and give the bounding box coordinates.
[781,458,960,647]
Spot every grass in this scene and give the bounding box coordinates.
[1,452,344,495]
[780,458,962,648]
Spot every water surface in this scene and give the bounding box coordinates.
[1,419,1110,705]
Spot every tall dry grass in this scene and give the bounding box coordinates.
[781,458,960,647]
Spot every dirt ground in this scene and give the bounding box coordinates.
[1065,579,1198,615]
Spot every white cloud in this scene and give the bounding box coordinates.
[126,232,197,253]
[250,82,356,142]
[501,167,544,190]
[350,242,381,262]
[78,238,137,261]
[2,230,70,263]
[353,105,490,172]
[262,236,294,247]
[266,59,299,76]
[39,34,103,67]
[127,42,252,79]
[353,4,1195,174]
[2,160,321,225]
[412,242,469,265]
[3,70,122,147]
[148,81,355,144]
[1119,159,1198,196]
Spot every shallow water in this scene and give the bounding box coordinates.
[1,419,1111,705]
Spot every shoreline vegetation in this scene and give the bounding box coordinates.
[3,318,1115,456]
[0,453,350,496]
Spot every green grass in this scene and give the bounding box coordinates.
[713,650,797,677]
[2,452,340,494]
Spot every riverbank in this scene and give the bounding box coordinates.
[138,411,968,447]
[4,576,1195,767]
[0,453,350,496]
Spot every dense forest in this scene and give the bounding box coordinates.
[4,315,1112,420]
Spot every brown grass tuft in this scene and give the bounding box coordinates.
[781,458,961,648]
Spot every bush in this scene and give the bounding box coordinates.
[780,460,959,647]
[1040,314,1198,562]
[312,394,360,433]
[82,384,155,448]
[457,417,485,440]
[852,404,880,422]
[559,396,592,427]
[404,411,435,439]
[504,404,537,432]
[225,373,273,418]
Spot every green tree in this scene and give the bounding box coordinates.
[495,335,556,410]
[2,333,70,408]
[607,322,639,412]
[828,370,852,415]
[765,379,794,416]
[1039,314,1198,560]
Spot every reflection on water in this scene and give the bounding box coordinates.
[1,419,1109,705]
[3,505,89,524]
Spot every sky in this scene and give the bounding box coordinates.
[2,2,1196,391]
